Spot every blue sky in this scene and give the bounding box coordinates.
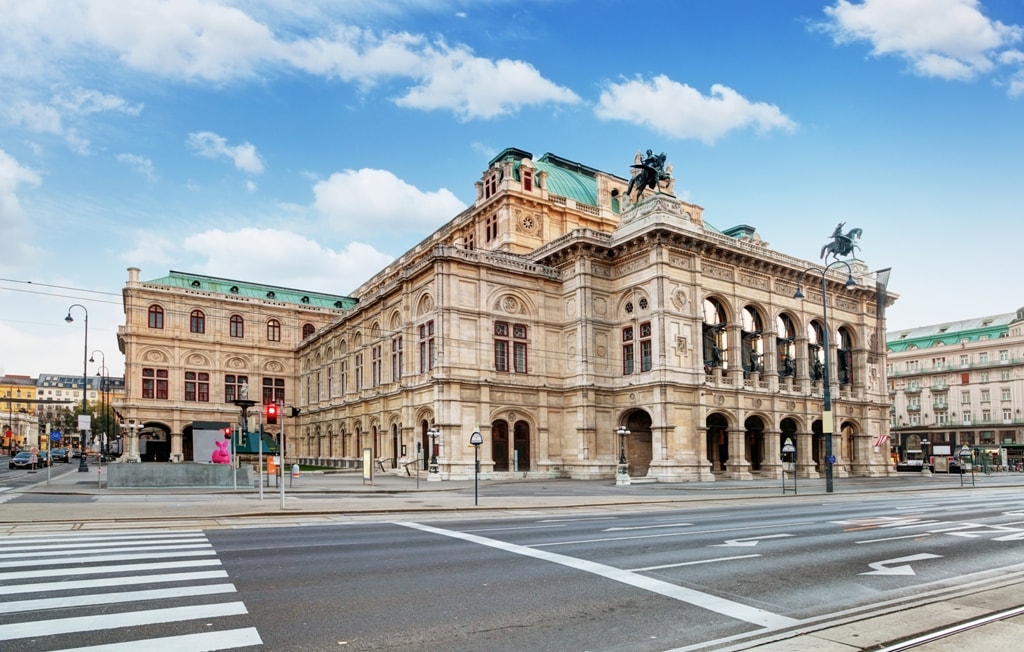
[2,0,1023,379]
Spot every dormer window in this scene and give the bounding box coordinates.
[190,280,201,288]
[485,171,499,198]
[522,168,533,192]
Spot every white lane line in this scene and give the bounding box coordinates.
[0,570,230,596]
[49,627,263,651]
[0,548,215,569]
[0,583,236,613]
[629,555,761,572]
[398,521,796,629]
[605,522,692,532]
[4,536,208,554]
[463,524,568,533]
[0,558,222,582]
[856,534,932,544]
[2,542,212,562]
[532,521,816,547]
[537,517,618,523]
[0,601,248,641]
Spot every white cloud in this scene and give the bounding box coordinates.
[116,153,156,180]
[821,0,1023,82]
[187,131,264,174]
[595,75,796,144]
[182,227,393,295]
[4,101,63,134]
[0,149,43,270]
[313,168,466,236]
[0,2,580,121]
[52,87,143,116]
[395,44,582,119]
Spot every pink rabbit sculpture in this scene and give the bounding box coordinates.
[212,440,231,464]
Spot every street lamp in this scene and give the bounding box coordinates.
[794,260,856,494]
[616,425,631,486]
[65,304,89,472]
[122,419,141,463]
[427,426,440,479]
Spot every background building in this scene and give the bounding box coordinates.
[116,269,355,462]
[293,148,895,482]
[887,309,1024,472]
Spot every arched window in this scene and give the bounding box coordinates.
[837,326,855,385]
[267,319,281,342]
[229,314,244,338]
[189,310,205,334]
[741,306,764,375]
[702,298,727,369]
[776,313,796,378]
[302,323,315,339]
[147,305,164,329]
[807,320,824,380]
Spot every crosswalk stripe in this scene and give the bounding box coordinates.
[1,530,205,544]
[0,601,248,641]
[4,536,208,554]
[0,548,216,570]
[2,542,212,562]
[0,583,236,613]
[0,570,230,596]
[49,627,263,651]
[0,558,222,582]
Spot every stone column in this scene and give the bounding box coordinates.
[726,427,753,479]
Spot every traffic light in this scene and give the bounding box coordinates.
[266,403,279,425]
[289,407,301,418]
[223,427,232,440]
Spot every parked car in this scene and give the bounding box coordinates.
[50,448,70,463]
[9,451,37,469]
[71,448,82,458]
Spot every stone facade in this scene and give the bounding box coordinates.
[116,268,354,463]
[293,148,895,482]
[887,309,1024,470]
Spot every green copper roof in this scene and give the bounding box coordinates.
[535,153,599,207]
[145,271,357,310]
[886,313,1014,351]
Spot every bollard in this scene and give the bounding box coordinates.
[291,463,300,478]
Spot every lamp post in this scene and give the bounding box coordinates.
[794,260,857,494]
[65,304,90,472]
[616,425,631,486]
[470,430,483,505]
[90,350,107,459]
[427,426,440,480]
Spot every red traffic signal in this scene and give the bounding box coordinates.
[266,404,279,425]
[222,427,232,439]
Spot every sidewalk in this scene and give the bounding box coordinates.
[3,464,1021,529]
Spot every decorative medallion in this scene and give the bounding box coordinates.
[502,296,519,313]
[508,412,517,422]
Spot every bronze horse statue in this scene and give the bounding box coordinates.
[626,150,670,201]
[820,223,862,262]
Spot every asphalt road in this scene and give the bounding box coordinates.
[3,484,1023,651]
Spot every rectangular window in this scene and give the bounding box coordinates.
[981,389,991,402]
[639,322,652,372]
[961,391,971,404]
[225,374,248,403]
[494,322,528,373]
[316,371,321,401]
[622,326,635,375]
[931,356,945,369]
[142,368,168,400]
[184,371,210,402]
[327,364,333,398]
[419,321,435,373]
[982,409,992,421]
[1002,388,1012,401]
[262,377,285,405]
[961,372,970,384]
[340,359,348,396]
[522,168,533,192]
[979,352,989,364]
[1000,349,1009,363]
[960,354,969,367]
[371,345,382,387]
[391,336,403,382]
[355,354,363,391]
[485,214,498,241]
[1003,408,1012,421]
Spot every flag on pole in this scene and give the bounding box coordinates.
[874,433,890,448]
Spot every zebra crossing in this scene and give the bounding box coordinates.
[0,529,262,650]
[0,487,14,504]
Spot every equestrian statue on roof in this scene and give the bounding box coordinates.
[820,222,862,263]
[626,149,671,201]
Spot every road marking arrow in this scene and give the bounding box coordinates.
[860,553,942,576]
[712,534,794,547]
